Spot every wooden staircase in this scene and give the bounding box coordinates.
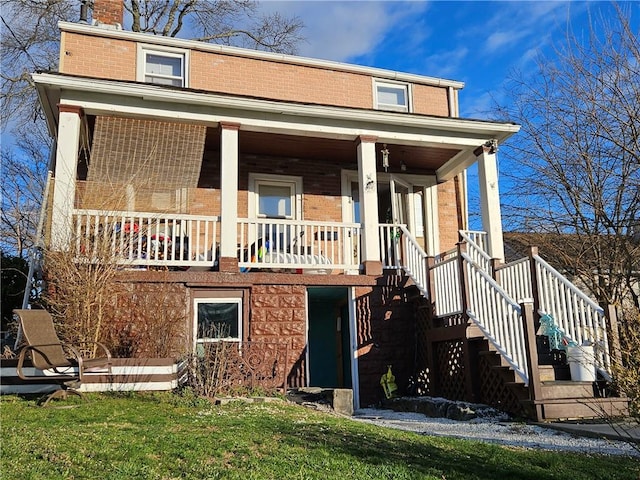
[474,333,629,421]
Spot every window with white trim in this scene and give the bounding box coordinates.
[249,174,302,220]
[194,297,242,345]
[137,45,188,87]
[374,80,410,112]
[248,173,302,251]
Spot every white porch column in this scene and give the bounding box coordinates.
[357,136,382,275]
[219,122,240,272]
[423,180,440,257]
[50,105,82,250]
[476,140,504,261]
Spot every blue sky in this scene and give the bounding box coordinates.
[257,1,637,227]
[260,1,634,118]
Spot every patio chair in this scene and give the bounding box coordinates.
[13,309,112,406]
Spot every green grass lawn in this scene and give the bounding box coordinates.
[1,392,637,480]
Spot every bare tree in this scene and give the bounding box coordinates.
[498,6,640,312]
[125,0,303,53]
[0,125,50,257]
[0,0,304,254]
[496,5,639,421]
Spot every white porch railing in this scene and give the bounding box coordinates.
[237,218,361,272]
[72,209,219,268]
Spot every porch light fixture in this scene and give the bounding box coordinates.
[381,144,390,172]
[400,160,407,172]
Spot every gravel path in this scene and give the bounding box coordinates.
[354,408,639,457]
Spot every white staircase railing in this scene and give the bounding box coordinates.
[463,253,529,383]
[459,230,492,274]
[428,229,612,383]
[496,252,611,373]
[398,225,429,297]
[431,252,462,316]
[533,255,611,372]
[497,257,533,303]
[378,224,429,297]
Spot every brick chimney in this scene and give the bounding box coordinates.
[92,0,123,26]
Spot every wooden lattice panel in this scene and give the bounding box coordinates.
[478,351,527,416]
[435,340,467,400]
[413,305,432,395]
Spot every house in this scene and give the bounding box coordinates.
[29,0,627,419]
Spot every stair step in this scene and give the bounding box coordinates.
[539,381,595,400]
[531,397,629,421]
[504,382,530,400]
[539,364,571,382]
[491,365,520,383]
[466,324,484,339]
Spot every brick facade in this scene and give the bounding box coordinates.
[59,31,451,116]
[108,275,415,405]
[437,181,462,251]
[250,285,307,388]
[60,32,135,80]
[92,0,123,26]
[354,279,417,406]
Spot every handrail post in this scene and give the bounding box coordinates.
[456,242,470,315]
[528,246,541,330]
[521,300,543,421]
[425,256,436,309]
[490,258,502,283]
[604,304,623,372]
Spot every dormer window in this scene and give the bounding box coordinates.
[137,45,188,87]
[374,80,410,112]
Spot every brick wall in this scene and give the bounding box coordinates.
[92,0,123,25]
[60,32,135,80]
[354,281,417,406]
[250,285,307,387]
[412,84,451,117]
[60,31,451,115]
[437,180,461,251]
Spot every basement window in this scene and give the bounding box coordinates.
[194,297,242,346]
[138,45,188,87]
[374,80,410,113]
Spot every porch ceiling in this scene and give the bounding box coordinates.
[205,129,461,173]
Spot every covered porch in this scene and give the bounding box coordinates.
[35,72,519,277]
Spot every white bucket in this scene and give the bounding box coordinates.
[566,345,596,382]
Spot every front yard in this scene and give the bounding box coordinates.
[1,392,636,479]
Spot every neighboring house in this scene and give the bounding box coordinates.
[30,0,627,419]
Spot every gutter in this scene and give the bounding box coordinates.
[32,73,520,141]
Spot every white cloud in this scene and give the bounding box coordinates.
[259,1,430,62]
[420,46,469,80]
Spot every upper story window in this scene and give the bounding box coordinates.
[374,80,410,113]
[137,45,188,87]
